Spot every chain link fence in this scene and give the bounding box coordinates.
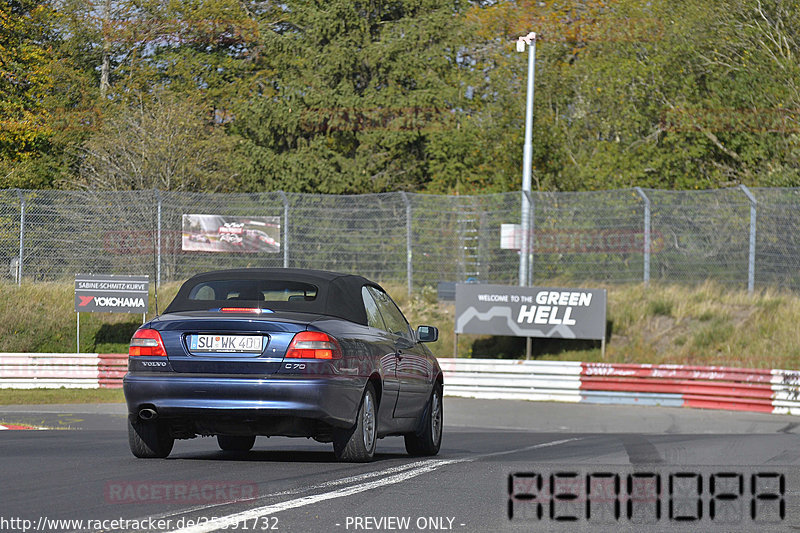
[0,186,798,292]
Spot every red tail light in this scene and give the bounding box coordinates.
[129,329,167,357]
[285,331,342,360]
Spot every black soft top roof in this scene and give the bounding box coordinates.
[164,268,384,325]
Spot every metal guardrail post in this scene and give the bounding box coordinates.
[16,189,24,286]
[279,192,289,268]
[740,185,757,293]
[635,187,651,285]
[400,192,412,297]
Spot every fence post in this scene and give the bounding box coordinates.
[740,185,756,293]
[400,192,412,297]
[16,189,24,286]
[635,187,651,285]
[279,191,289,268]
[155,189,162,287]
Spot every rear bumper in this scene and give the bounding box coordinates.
[123,373,365,429]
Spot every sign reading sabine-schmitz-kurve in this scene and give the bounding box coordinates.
[74,274,149,313]
[455,283,607,340]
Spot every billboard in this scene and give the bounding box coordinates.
[182,215,281,253]
[75,274,149,313]
[455,283,607,340]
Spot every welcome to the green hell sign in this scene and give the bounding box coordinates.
[455,284,606,341]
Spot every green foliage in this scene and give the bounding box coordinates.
[3,0,800,193]
[462,0,800,191]
[647,299,673,317]
[691,317,734,349]
[0,2,56,165]
[70,91,238,191]
[230,0,480,193]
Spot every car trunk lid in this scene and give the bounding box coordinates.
[151,310,315,375]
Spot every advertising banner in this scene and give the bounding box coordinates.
[455,283,607,340]
[182,215,281,253]
[74,274,149,314]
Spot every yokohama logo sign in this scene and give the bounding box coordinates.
[78,296,146,308]
[75,274,149,314]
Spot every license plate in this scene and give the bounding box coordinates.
[189,335,265,354]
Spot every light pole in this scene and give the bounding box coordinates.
[517,32,536,361]
[516,32,537,288]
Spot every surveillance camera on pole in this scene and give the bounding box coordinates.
[516,32,537,53]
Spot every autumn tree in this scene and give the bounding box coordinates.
[53,0,258,191]
[0,1,58,187]
[73,92,237,191]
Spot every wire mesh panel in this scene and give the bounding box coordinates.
[19,189,156,281]
[0,190,21,281]
[407,193,522,288]
[531,189,646,284]
[159,191,288,281]
[285,192,407,281]
[647,188,750,286]
[0,186,795,291]
[752,188,800,290]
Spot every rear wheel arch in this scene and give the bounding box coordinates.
[368,373,382,408]
[333,382,377,462]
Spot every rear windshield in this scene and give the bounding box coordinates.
[187,280,318,303]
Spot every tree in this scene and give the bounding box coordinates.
[230,0,480,194]
[2,0,259,191]
[0,1,57,186]
[463,0,800,191]
[72,92,237,191]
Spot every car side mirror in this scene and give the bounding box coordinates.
[416,325,439,343]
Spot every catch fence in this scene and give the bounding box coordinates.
[1,186,799,292]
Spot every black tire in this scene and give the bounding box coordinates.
[333,383,377,462]
[128,415,174,458]
[404,382,443,456]
[217,435,256,452]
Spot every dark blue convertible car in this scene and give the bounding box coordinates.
[123,268,442,462]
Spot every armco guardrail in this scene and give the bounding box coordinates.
[2,354,798,417]
[0,353,126,389]
[439,359,800,416]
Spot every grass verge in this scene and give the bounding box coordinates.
[0,388,124,405]
[0,279,797,373]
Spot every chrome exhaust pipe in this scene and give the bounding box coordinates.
[139,408,158,420]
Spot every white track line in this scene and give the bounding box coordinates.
[132,459,460,526]
[165,438,579,533]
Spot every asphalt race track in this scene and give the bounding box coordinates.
[0,399,798,533]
